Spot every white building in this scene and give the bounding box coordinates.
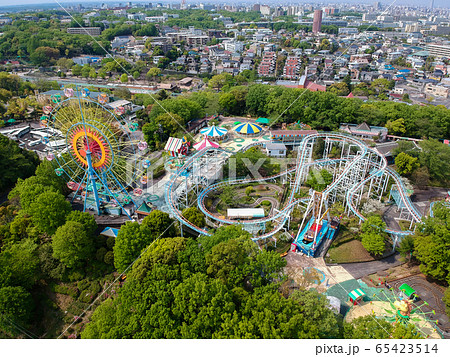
[223,40,244,53]
[265,143,287,157]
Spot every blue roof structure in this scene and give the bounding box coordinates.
[200,125,228,137]
[100,227,119,238]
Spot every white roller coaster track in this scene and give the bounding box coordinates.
[165,133,422,240]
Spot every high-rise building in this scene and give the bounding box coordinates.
[260,5,271,16]
[430,0,434,10]
[312,10,323,34]
[374,2,381,10]
[253,4,260,12]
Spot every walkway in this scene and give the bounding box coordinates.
[340,253,403,279]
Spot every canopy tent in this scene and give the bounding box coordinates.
[233,121,241,126]
[200,125,228,138]
[399,283,416,299]
[234,122,263,135]
[193,137,220,151]
[100,227,119,238]
[6,119,16,124]
[256,117,270,125]
[164,137,186,157]
[136,201,152,217]
[348,288,366,305]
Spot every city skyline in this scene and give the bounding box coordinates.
[0,0,449,9]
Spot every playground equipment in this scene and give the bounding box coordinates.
[165,132,422,252]
[377,286,440,337]
[43,87,149,218]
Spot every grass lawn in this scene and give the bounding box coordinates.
[326,239,375,264]
[398,219,415,231]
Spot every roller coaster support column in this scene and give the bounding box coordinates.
[381,175,390,201]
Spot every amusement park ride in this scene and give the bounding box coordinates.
[41,86,423,258]
[165,132,423,257]
[42,87,151,219]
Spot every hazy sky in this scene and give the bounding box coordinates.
[0,0,448,8]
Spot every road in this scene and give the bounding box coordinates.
[19,73,159,94]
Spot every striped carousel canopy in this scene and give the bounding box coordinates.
[193,137,220,151]
[200,125,228,137]
[234,122,263,135]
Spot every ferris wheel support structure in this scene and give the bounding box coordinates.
[76,87,102,215]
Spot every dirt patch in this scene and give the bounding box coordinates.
[55,293,74,312]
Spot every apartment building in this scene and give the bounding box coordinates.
[427,44,450,59]
[258,51,277,77]
[283,56,301,79]
[67,27,101,36]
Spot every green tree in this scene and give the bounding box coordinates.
[98,69,107,79]
[219,185,237,206]
[120,73,128,83]
[9,179,56,211]
[386,118,406,135]
[34,160,67,193]
[26,192,71,235]
[146,67,161,82]
[245,186,254,196]
[395,152,419,175]
[142,112,184,149]
[327,82,350,96]
[219,92,237,115]
[52,221,95,269]
[0,135,39,191]
[360,215,387,256]
[344,315,420,338]
[444,287,450,318]
[413,204,450,282]
[89,68,97,79]
[246,84,269,116]
[208,73,234,90]
[223,147,279,179]
[65,210,97,236]
[30,46,59,66]
[72,64,82,77]
[398,235,415,263]
[56,58,74,71]
[182,207,205,228]
[0,239,39,289]
[418,140,450,185]
[305,169,333,191]
[0,286,34,336]
[113,221,152,272]
[81,64,91,78]
[142,210,176,238]
[290,289,342,338]
[206,237,256,287]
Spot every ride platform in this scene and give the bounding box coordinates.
[292,217,339,257]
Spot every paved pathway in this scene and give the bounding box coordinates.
[339,253,403,279]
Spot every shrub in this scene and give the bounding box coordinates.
[78,281,101,303]
[104,251,114,265]
[106,237,115,250]
[96,247,107,262]
[53,284,80,299]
